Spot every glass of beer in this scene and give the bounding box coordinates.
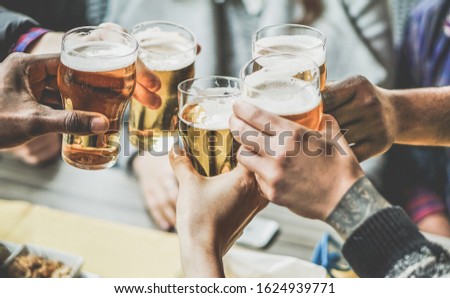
[241,54,322,130]
[129,21,197,152]
[252,24,327,90]
[58,26,138,170]
[178,76,241,177]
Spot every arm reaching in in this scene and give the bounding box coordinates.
[170,146,267,277]
[231,102,450,277]
[323,76,450,161]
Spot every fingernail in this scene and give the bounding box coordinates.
[90,117,108,134]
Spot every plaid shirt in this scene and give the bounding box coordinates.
[398,0,450,222]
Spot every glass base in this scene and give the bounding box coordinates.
[62,154,117,170]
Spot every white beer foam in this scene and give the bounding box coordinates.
[182,87,239,130]
[61,41,136,72]
[254,35,326,67]
[135,27,196,71]
[243,68,321,117]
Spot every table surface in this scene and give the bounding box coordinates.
[0,155,337,262]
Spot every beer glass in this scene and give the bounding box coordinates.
[129,21,197,152]
[178,76,241,177]
[58,26,138,170]
[241,54,322,130]
[253,24,327,90]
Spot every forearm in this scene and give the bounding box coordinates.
[388,87,450,146]
[326,177,391,239]
[179,237,225,278]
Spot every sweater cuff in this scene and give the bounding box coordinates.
[11,27,50,53]
[342,207,428,277]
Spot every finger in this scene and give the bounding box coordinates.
[340,121,367,145]
[27,54,61,77]
[23,140,61,165]
[37,108,109,135]
[133,83,162,109]
[163,180,179,209]
[46,75,58,90]
[148,204,171,231]
[40,89,62,107]
[197,44,202,55]
[327,99,363,127]
[254,175,274,202]
[136,59,162,92]
[169,145,200,182]
[233,101,300,135]
[322,75,368,113]
[229,115,271,156]
[236,146,274,181]
[351,141,374,163]
[161,204,177,228]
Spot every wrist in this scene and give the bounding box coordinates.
[326,176,391,239]
[385,89,405,144]
[179,235,224,277]
[26,32,63,54]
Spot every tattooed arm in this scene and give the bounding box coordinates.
[326,177,391,239]
[327,177,450,278]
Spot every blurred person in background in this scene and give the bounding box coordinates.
[382,0,450,237]
[0,0,108,165]
[322,0,450,237]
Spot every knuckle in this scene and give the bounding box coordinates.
[64,112,88,133]
[353,75,370,87]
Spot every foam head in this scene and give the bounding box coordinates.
[61,41,136,72]
[135,27,196,71]
[181,87,239,130]
[254,35,326,67]
[243,64,321,117]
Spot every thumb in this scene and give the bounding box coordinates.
[37,109,109,135]
[169,144,199,182]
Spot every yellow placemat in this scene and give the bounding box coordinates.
[0,199,182,277]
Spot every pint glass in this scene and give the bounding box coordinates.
[253,24,327,90]
[241,54,322,130]
[58,26,138,170]
[129,21,197,152]
[178,76,241,177]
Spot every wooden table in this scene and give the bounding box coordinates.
[0,155,336,262]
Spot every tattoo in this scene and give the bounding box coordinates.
[326,177,391,239]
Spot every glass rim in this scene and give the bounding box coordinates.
[252,23,327,53]
[62,26,139,60]
[132,20,198,56]
[178,75,241,99]
[240,53,320,94]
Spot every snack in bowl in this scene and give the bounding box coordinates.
[0,244,10,265]
[7,254,72,278]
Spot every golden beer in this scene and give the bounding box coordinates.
[58,27,138,170]
[178,77,240,177]
[129,21,197,152]
[253,24,327,90]
[241,54,322,130]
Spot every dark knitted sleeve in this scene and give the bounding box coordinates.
[342,207,450,277]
